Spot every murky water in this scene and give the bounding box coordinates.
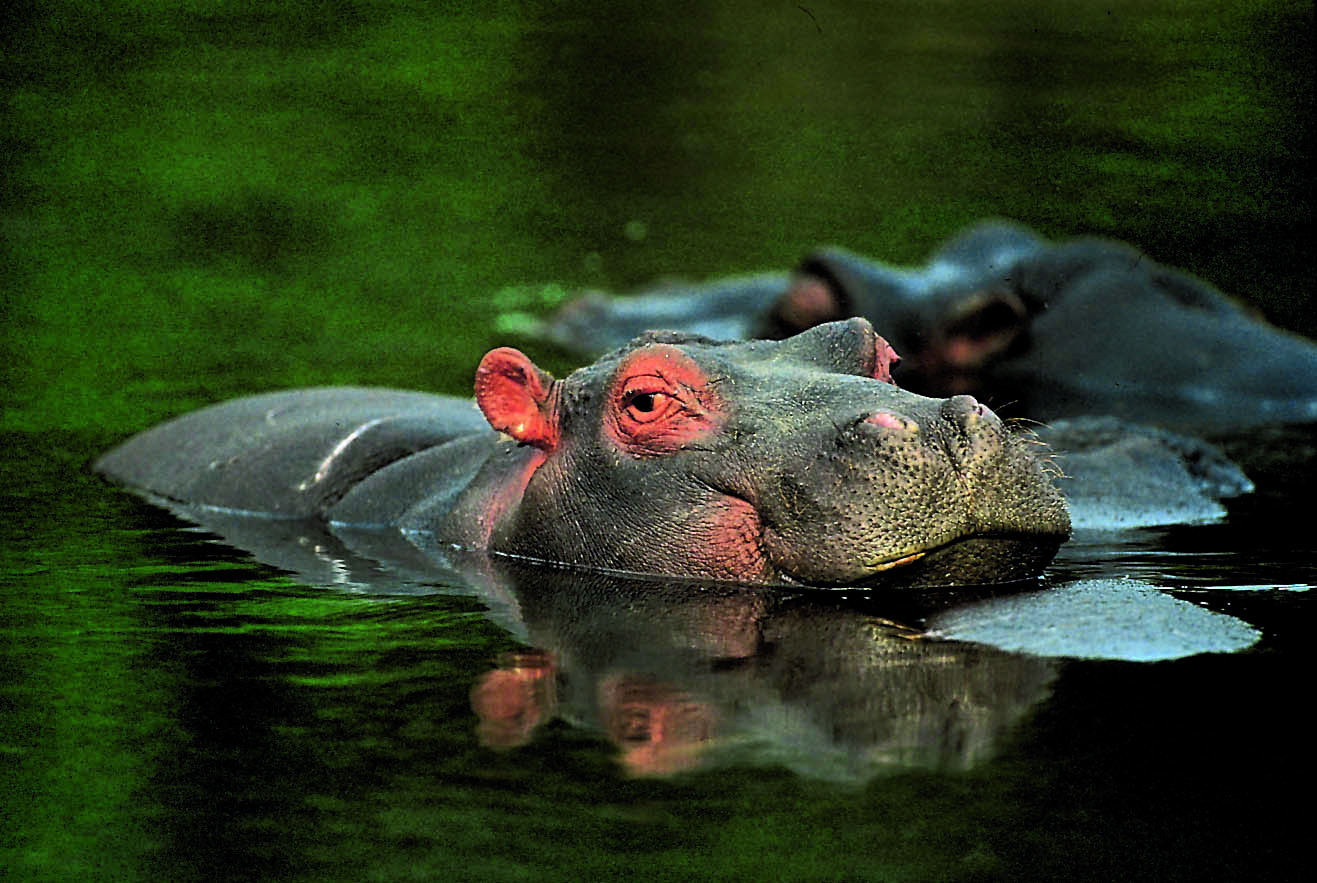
[3,2,1309,880]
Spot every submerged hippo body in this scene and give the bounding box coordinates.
[97,319,1070,589]
[538,221,1317,433]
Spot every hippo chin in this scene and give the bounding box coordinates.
[96,319,1070,588]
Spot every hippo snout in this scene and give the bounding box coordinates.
[753,384,1068,588]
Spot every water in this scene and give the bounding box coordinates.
[3,427,1311,881]
[3,2,1310,880]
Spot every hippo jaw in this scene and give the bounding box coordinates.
[775,535,1070,590]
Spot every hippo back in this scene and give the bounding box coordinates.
[96,387,491,518]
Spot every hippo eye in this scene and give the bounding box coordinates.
[624,389,673,423]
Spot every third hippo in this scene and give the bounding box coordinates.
[96,319,1069,589]
[534,220,1317,434]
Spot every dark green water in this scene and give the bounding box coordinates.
[3,2,1310,880]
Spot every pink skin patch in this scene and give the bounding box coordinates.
[603,345,725,457]
[935,290,1028,370]
[599,675,716,776]
[687,496,776,583]
[461,447,548,549]
[866,410,918,432]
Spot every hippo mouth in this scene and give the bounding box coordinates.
[864,550,928,572]
[788,532,1068,590]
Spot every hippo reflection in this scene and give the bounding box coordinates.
[469,563,1059,779]
[533,220,1317,433]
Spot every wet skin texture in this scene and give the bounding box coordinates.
[541,220,1317,434]
[96,319,1070,588]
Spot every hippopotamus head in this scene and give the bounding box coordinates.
[472,318,1070,588]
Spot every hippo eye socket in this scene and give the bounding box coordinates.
[607,354,717,455]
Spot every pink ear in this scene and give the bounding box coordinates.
[475,347,560,451]
[872,334,901,385]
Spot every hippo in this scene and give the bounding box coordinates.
[532,220,1317,434]
[96,318,1070,589]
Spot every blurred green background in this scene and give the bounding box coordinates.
[2,0,1311,433]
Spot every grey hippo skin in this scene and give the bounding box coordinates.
[96,319,1070,589]
[537,220,1317,434]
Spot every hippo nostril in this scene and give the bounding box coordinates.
[941,394,999,433]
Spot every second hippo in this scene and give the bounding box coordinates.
[534,220,1317,433]
[96,319,1070,588]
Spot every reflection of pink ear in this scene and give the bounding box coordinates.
[475,347,560,451]
[935,290,1029,370]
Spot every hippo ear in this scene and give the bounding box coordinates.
[475,347,560,451]
[763,273,851,337]
[930,290,1030,370]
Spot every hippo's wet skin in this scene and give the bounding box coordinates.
[97,319,1070,589]
[537,220,1317,433]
